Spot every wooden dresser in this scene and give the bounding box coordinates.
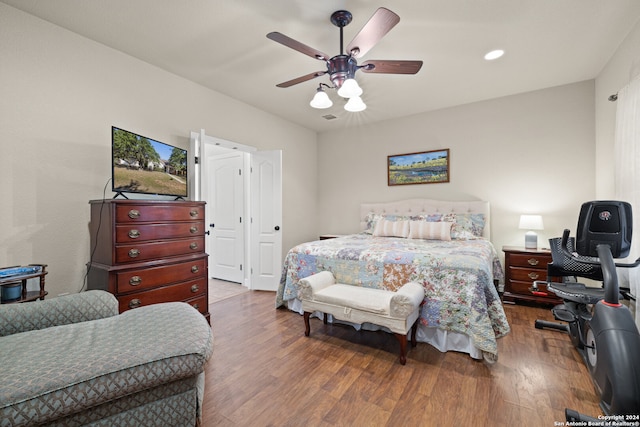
[87,199,209,321]
[502,246,561,305]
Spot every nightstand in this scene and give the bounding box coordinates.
[502,246,561,305]
[319,234,346,240]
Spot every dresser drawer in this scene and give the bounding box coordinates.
[508,267,548,283]
[115,237,205,263]
[115,221,205,243]
[185,294,208,315]
[115,204,204,223]
[118,278,207,313]
[115,257,207,293]
[508,253,550,269]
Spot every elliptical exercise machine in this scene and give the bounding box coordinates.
[533,201,640,419]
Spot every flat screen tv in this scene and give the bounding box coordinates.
[111,126,188,199]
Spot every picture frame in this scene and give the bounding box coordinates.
[387,149,450,186]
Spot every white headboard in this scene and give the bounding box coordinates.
[360,199,491,239]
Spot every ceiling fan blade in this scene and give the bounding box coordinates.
[267,32,330,61]
[361,60,423,74]
[276,71,327,88]
[346,7,400,58]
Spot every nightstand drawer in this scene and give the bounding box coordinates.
[509,267,547,282]
[507,280,558,300]
[508,253,550,269]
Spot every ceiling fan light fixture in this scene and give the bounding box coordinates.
[344,96,366,112]
[337,78,363,98]
[310,86,333,109]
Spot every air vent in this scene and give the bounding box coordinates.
[322,114,338,120]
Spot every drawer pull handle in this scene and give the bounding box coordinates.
[128,248,140,258]
[190,210,199,218]
[129,276,142,286]
[190,226,198,234]
[191,265,199,274]
[128,229,140,239]
[128,209,140,219]
[192,303,199,310]
[527,258,539,266]
[528,272,540,280]
[190,242,198,250]
[191,284,200,293]
[129,299,141,309]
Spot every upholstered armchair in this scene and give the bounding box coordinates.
[0,290,213,426]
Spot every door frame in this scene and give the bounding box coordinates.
[190,130,282,291]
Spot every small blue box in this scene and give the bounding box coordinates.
[1,283,22,302]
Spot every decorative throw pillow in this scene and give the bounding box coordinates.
[373,219,410,238]
[363,212,383,234]
[441,213,486,239]
[408,221,453,241]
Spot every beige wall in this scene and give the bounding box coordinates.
[317,80,596,258]
[0,4,317,297]
[3,2,638,298]
[594,19,640,198]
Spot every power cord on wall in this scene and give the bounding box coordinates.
[80,178,111,292]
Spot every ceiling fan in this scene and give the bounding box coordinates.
[266,7,423,112]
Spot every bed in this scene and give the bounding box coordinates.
[276,199,510,361]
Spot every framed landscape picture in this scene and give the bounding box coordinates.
[388,149,450,186]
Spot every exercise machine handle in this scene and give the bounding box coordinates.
[597,244,619,305]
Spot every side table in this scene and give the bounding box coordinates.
[319,234,346,240]
[0,264,48,303]
[502,247,561,305]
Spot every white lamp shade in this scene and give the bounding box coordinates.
[309,90,333,109]
[344,96,366,112]
[337,78,363,98]
[519,214,543,249]
[519,215,544,230]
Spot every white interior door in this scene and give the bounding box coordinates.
[207,152,244,283]
[250,150,282,291]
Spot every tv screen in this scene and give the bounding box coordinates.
[112,126,188,198]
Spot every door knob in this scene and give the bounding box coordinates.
[275,226,280,231]
[209,223,215,228]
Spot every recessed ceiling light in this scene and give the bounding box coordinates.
[484,49,505,61]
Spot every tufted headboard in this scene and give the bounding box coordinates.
[360,199,491,239]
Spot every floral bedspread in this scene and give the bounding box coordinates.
[276,234,510,355]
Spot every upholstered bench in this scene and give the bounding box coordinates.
[298,271,424,365]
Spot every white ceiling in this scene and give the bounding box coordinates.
[3,0,640,133]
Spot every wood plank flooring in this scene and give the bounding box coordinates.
[201,291,602,426]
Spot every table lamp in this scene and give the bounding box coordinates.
[519,215,544,249]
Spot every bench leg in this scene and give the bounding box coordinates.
[304,312,311,337]
[395,321,419,365]
[394,333,408,365]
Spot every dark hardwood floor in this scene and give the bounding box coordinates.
[202,291,601,426]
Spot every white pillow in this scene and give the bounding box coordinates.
[373,219,410,238]
[408,221,453,241]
